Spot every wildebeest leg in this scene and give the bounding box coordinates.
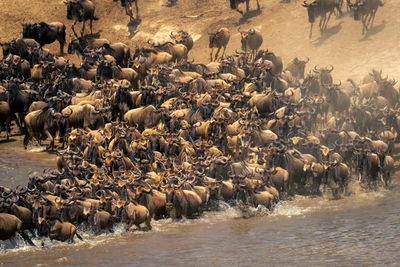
[324,11,333,31]
[362,14,368,35]
[125,4,133,20]
[145,217,152,230]
[44,129,54,150]
[215,47,222,61]
[23,131,31,149]
[256,0,260,10]
[135,0,139,18]
[368,10,377,30]
[222,45,227,59]
[71,19,78,38]
[309,23,314,39]
[81,20,85,38]
[246,0,250,12]
[90,18,93,35]
[12,113,23,134]
[319,15,325,33]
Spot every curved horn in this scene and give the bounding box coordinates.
[328,65,334,73]
[313,65,320,73]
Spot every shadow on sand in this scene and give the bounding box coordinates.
[360,20,386,41]
[128,18,141,38]
[313,22,343,47]
[235,9,262,26]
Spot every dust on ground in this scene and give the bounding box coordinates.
[0,0,398,81]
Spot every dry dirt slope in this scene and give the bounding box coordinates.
[0,0,399,81]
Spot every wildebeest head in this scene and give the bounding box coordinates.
[22,22,35,38]
[64,0,80,20]
[314,65,334,86]
[348,1,362,21]
[238,28,250,51]
[302,0,319,23]
[208,32,217,48]
[292,57,309,79]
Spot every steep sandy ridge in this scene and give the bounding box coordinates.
[0,0,398,81]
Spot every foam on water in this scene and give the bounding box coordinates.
[0,184,395,254]
[27,146,47,153]
[271,201,312,218]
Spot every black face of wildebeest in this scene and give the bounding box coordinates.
[230,0,237,9]
[352,5,361,21]
[303,1,319,23]
[22,23,34,39]
[66,3,73,20]
[208,35,215,48]
[165,189,175,208]
[240,34,248,51]
[306,5,316,23]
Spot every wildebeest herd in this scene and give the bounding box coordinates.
[303,0,384,38]
[0,0,396,247]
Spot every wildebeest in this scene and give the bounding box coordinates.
[121,0,139,21]
[164,185,202,219]
[123,105,164,131]
[98,43,131,67]
[64,0,98,37]
[0,213,35,245]
[0,101,11,140]
[348,0,384,34]
[38,218,83,243]
[1,38,39,60]
[152,42,188,63]
[22,22,66,55]
[60,104,105,134]
[24,107,70,150]
[285,57,309,79]
[238,28,263,60]
[67,37,110,56]
[170,30,194,52]
[116,201,152,231]
[302,0,339,39]
[208,28,230,62]
[381,155,394,188]
[230,0,260,15]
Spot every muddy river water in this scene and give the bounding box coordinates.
[0,139,399,266]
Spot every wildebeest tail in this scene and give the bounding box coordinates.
[230,0,237,9]
[76,231,83,241]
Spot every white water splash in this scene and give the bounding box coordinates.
[271,202,311,218]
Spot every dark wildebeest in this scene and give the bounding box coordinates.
[64,0,98,37]
[98,43,131,67]
[302,0,340,39]
[0,38,39,60]
[24,106,70,150]
[238,28,263,61]
[123,105,164,131]
[208,28,230,62]
[170,30,194,52]
[0,213,35,246]
[0,101,11,140]
[22,22,66,55]
[121,0,139,21]
[348,0,384,35]
[164,184,202,219]
[230,0,260,15]
[285,57,309,79]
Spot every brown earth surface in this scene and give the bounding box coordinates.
[0,0,398,81]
